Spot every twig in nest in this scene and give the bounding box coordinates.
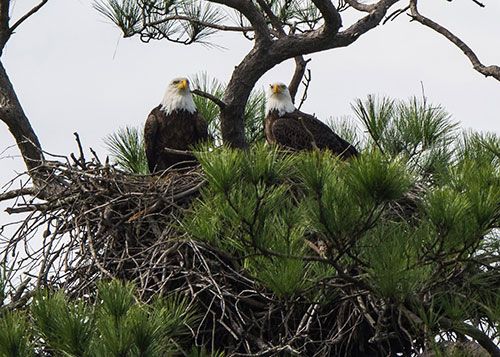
[72,132,86,169]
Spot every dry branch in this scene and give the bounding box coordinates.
[409,0,500,81]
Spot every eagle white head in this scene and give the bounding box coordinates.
[265,82,296,116]
[160,77,197,114]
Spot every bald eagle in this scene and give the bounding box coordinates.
[144,78,208,173]
[265,83,358,159]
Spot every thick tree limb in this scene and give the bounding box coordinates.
[344,0,378,12]
[0,61,45,176]
[254,0,281,35]
[0,0,10,50]
[268,0,399,60]
[311,0,342,34]
[441,319,500,357]
[409,0,500,81]
[403,306,500,357]
[218,0,399,147]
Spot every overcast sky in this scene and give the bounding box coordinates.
[1,0,499,215]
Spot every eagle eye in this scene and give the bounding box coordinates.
[172,80,180,84]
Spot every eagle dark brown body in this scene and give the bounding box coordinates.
[144,105,208,172]
[265,109,358,159]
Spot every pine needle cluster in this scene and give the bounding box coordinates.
[0,280,201,356]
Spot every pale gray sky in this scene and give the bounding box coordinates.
[1,0,499,207]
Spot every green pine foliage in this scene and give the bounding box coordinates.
[182,95,499,351]
[97,93,499,353]
[0,311,33,357]
[0,280,198,356]
[104,126,149,174]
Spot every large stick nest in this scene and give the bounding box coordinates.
[1,153,492,356]
[0,156,401,356]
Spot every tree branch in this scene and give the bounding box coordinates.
[268,0,399,60]
[9,0,49,34]
[139,15,253,34]
[0,61,45,178]
[288,57,311,103]
[344,0,377,12]
[209,0,271,44]
[254,0,283,37]
[409,0,500,81]
[0,0,10,51]
[311,0,342,34]
[403,306,500,357]
[0,187,37,202]
[192,89,226,110]
[441,319,500,357]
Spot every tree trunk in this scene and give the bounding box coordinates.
[0,60,44,178]
[220,47,273,148]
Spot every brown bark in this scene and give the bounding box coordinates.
[409,0,500,81]
[0,1,51,186]
[0,61,44,174]
[219,0,399,147]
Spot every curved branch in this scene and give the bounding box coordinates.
[209,0,271,44]
[269,0,400,60]
[192,89,226,110]
[311,0,342,34]
[0,61,45,176]
[439,318,500,357]
[140,15,253,33]
[345,0,378,12]
[409,0,500,81]
[254,0,283,36]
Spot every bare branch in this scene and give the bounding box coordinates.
[444,320,500,357]
[383,5,410,24]
[9,0,49,34]
[311,0,342,34]
[344,0,377,12]
[288,57,311,103]
[0,187,37,202]
[192,89,226,110]
[140,14,253,34]
[409,0,500,81]
[470,0,485,7]
[0,0,10,50]
[269,0,399,59]
[0,61,45,176]
[209,0,271,44]
[254,0,283,36]
[297,69,312,110]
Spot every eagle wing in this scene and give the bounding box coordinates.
[144,109,160,173]
[299,112,358,158]
[273,110,358,158]
[194,112,209,142]
[271,117,317,150]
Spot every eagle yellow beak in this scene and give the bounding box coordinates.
[177,79,188,90]
[272,84,281,94]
